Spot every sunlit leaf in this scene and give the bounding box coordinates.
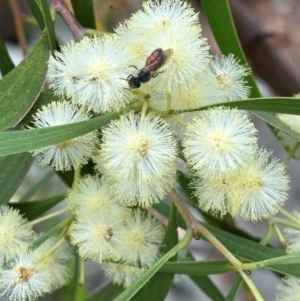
[0,102,142,156]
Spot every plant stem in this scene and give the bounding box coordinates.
[148,208,169,226]
[168,189,242,268]
[169,114,188,127]
[28,207,68,227]
[79,256,85,285]
[141,99,149,118]
[74,166,81,184]
[168,189,265,299]
[273,223,287,250]
[52,0,85,41]
[164,93,172,116]
[283,141,300,166]
[239,271,265,301]
[272,216,300,231]
[278,207,300,225]
[260,220,273,246]
[37,233,67,264]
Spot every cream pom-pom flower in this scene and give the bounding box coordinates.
[70,213,124,263]
[67,175,130,219]
[95,112,177,207]
[117,210,165,267]
[48,35,133,113]
[0,253,52,301]
[230,148,290,221]
[30,101,98,171]
[0,206,35,263]
[191,175,235,217]
[115,0,209,93]
[210,54,250,101]
[183,107,258,179]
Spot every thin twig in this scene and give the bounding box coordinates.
[168,189,242,267]
[148,207,169,227]
[168,188,264,300]
[52,0,85,41]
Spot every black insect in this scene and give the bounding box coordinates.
[126,48,173,89]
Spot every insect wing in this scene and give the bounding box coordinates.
[143,48,173,73]
[162,48,173,65]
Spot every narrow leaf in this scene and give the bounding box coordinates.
[71,0,96,29]
[180,252,224,301]
[0,36,15,76]
[0,102,142,156]
[255,253,300,267]
[38,0,56,51]
[198,97,300,115]
[0,153,33,204]
[160,260,234,275]
[0,32,50,131]
[9,193,66,220]
[26,0,45,30]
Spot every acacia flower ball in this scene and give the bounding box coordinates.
[117,210,164,267]
[276,277,300,301]
[191,175,235,217]
[102,263,145,288]
[0,206,35,263]
[70,213,124,264]
[48,35,133,113]
[96,112,177,207]
[30,101,98,171]
[67,175,130,219]
[0,253,51,301]
[183,108,258,179]
[231,148,290,221]
[116,0,209,93]
[210,54,250,101]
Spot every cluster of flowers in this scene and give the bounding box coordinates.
[5,0,297,299]
[68,175,165,286]
[0,206,73,300]
[42,0,290,219]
